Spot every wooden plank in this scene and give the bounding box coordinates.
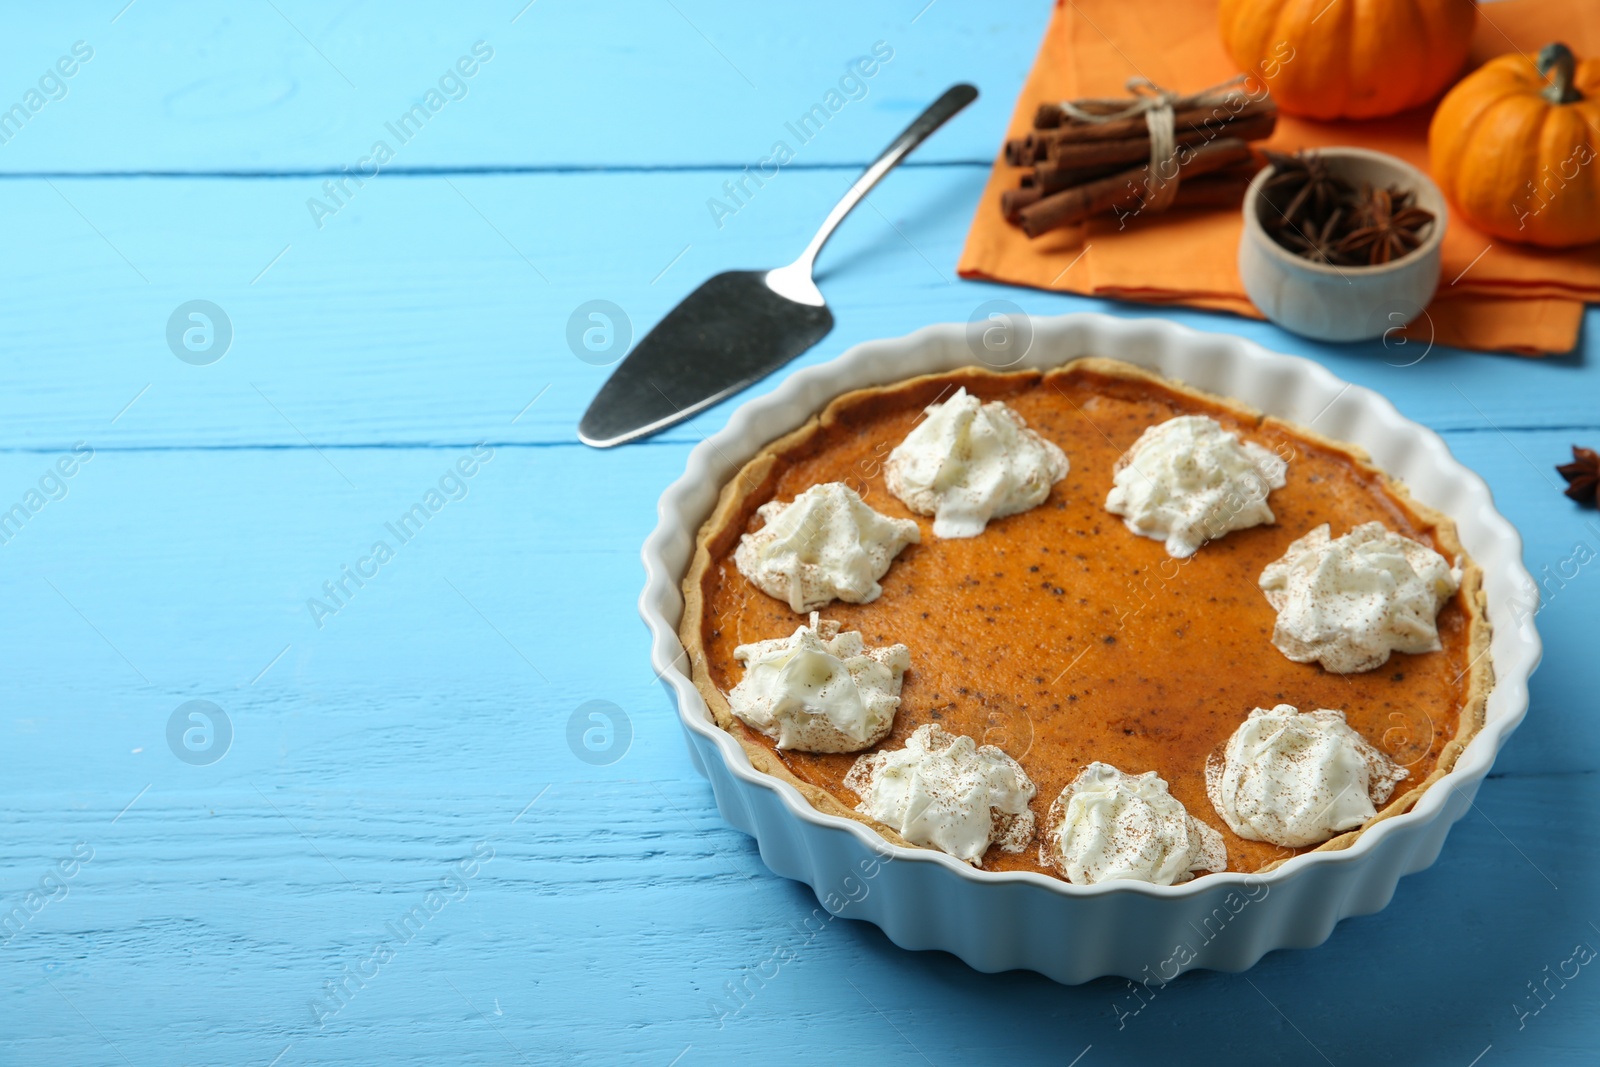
[0,169,1593,454]
[0,438,1587,786]
[0,0,1043,173]
[1,766,1594,1063]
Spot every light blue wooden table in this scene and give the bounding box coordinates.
[2,3,1596,1064]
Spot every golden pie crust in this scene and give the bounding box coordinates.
[680,358,1493,877]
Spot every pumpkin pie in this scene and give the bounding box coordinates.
[679,358,1492,879]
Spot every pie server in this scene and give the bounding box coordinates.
[577,83,978,448]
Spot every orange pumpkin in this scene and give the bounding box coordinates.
[1218,0,1477,120]
[1429,43,1600,248]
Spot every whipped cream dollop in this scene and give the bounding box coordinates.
[1259,521,1460,674]
[1206,704,1408,848]
[844,723,1036,865]
[1041,763,1227,886]
[734,482,920,613]
[884,388,1069,538]
[1104,415,1288,558]
[728,614,910,753]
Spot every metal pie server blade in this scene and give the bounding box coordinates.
[578,83,978,448]
[576,270,833,448]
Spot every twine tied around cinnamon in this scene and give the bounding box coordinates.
[1055,75,1250,211]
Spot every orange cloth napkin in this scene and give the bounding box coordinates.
[957,0,1599,356]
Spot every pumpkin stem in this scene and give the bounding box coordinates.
[1538,43,1582,105]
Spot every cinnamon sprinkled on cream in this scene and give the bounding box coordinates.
[1259,521,1459,673]
[845,723,1036,865]
[1206,704,1407,848]
[1041,762,1227,885]
[734,482,920,613]
[728,613,909,753]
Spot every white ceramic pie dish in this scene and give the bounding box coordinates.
[638,312,1540,983]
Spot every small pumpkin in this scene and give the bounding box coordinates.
[1429,43,1600,248]
[1218,0,1477,120]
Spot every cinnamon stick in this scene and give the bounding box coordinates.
[1005,97,1274,166]
[1004,133,1054,166]
[1033,160,1129,194]
[1033,98,1131,128]
[1044,108,1277,170]
[1006,166,1259,227]
[1161,170,1255,210]
[1008,167,1259,228]
[1017,137,1254,238]
[1033,96,1272,142]
[1001,185,1044,220]
[1006,128,1067,166]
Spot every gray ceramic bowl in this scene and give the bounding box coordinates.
[1239,147,1446,343]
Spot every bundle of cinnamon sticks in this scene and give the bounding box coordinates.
[1001,93,1277,238]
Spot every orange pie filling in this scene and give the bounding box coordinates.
[681,360,1491,879]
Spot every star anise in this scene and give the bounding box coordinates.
[1260,150,1352,231]
[1557,445,1600,505]
[1335,185,1435,266]
[1276,208,1351,266]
